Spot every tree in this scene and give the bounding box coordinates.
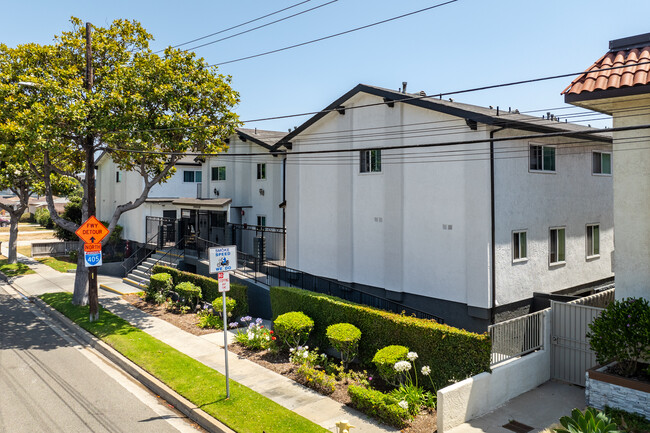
[0,18,239,315]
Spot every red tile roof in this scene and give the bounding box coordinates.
[562,46,650,95]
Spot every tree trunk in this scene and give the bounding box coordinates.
[72,242,88,305]
[6,211,21,264]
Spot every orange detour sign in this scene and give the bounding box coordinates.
[76,216,109,244]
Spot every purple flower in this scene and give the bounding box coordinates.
[228,322,239,329]
[368,376,373,381]
[627,323,630,327]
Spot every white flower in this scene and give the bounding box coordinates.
[247,332,254,340]
[302,351,309,358]
[421,366,431,376]
[407,352,418,361]
[265,335,270,341]
[290,348,295,352]
[394,361,412,372]
[398,400,408,410]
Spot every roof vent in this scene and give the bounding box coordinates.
[609,32,650,51]
[419,90,426,96]
[402,81,407,93]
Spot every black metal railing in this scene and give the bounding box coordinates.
[145,238,185,277]
[123,231,160,276]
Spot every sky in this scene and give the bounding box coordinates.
[2,0,649,133]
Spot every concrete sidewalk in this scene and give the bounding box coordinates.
[6,253,397,433]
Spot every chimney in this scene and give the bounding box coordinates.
[402,82,407,93]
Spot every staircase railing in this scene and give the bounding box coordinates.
[123,231,160,276]
[145,237,185,277]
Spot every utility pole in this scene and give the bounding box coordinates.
[85,21,99,321]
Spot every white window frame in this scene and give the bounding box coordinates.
[183,170,202,183]
[592,151,612,176]
[257,215,266,227]
[549,226,566,266]
[212,166,226,181]
[512,230,528,262]
[360,149,381,173]
[256,163,266,180]
[529,143,556,173]
[586,223,600,259]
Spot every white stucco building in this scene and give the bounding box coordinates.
[96,128,286,259]
[277,84,614,331]
[563,33,650,302]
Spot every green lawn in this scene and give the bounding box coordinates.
[0,258,35,276]
[41,292,328,433]
[38,256,77,272]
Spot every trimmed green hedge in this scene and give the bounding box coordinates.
[152,265,248,318]
[270,286,491,389]
[348,384,409,428]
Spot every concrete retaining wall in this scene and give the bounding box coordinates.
[437,311,551,432]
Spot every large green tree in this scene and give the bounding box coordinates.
[0,18,239,310]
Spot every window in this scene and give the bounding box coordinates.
[116,171,121,183]
[257,215,266,227]
[183,170,202,183]
[530,144,556,172]
[592,152,612,175]
[513,231,527,261]
[360,149,381,173]
[211,166,226,181]
[549,227,566,264]
[586,224,600,257]
[256,163,266,180]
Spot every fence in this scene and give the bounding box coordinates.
[31,241,80,257]
[568,288,615,308]
[488,310,545,366]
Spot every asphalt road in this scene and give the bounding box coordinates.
[0,284,199,433]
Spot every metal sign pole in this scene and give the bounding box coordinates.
[222,288,230,399]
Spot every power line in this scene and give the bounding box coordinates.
[182,0,339,53]
[156,0,314,53]
[211,0,459,66]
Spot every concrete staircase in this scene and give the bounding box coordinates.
[122,250,180,290]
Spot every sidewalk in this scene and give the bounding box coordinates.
[6,253,398,433]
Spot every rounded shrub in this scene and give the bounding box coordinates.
[587,297,650,377]
[212,297,237,319]
[273,311,314,349]
[326,323,361,369]
[372,345,409,385]
[174,281,202,307]
[149,273,173,294]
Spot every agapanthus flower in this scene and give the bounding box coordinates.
[398,400,408,409]
[394,361,412,372]
[407,352,418,361]
[421,366,431,376]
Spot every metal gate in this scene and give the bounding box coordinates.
[550,301,602,386]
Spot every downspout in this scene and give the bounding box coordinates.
[282,154,287,261]
[490,126,506,324]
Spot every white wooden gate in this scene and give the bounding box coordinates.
[550,300,603,386]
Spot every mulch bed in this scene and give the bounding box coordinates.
[122,294,437,432]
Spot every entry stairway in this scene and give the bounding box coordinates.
[123,249,182,289]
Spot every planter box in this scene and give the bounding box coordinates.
[586,363,650,418]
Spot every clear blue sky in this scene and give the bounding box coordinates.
[2,0,649,132]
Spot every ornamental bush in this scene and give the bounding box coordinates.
[152,265,248,318]
[212,297,237,319]
[587,297,650,377]
[296,364,336,395]
[148,272,173,295]
[274,311,314,350]
[326,323,361,369]
[348,384,410,428]
[174,281,202,307]
[372,345,409,385]
[270,286,491,390]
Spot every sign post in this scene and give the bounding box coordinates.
[209,246,237,399]
[75,216,109,321]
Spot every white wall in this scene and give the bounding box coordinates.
[287,92,492,307]
[494,131,614,306]
[437,311,551,432]
[96,155,198,243]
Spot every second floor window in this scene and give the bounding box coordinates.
[257,215,266,227]
[530,144,555,172]
[586,224,600,257]
[360,149,381,173]
[184,170,202,183]
[116,171,121,183]
[212,166,226,181]
[513,230,527,261]
[257,163,266,180]
[592,152,612,175]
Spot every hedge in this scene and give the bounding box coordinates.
[348,384,409,428]
[152,265,248,318]
[270,286,491,389]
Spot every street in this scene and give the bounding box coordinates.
[0,284,199,433]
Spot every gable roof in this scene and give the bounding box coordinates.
[273,84,610,150]
[563,33,650,104]
[234,128,287,151]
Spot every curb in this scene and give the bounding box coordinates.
[30,296,236,433]
[99,283,132,296]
